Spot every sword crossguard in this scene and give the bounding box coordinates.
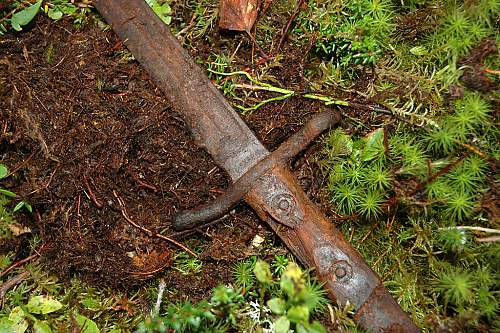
[172,110,340,231]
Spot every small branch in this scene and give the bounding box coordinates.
[236,93,294,114]
[0,271,29,299]
[476,236,500,243]
[484,68,500,75]
[153,278,166,316]
[234,83,295,95]
[438,226,500,234]
[127,170,158,192]
[83,175,103,209]
[274,0,305,55]
[112,191,197,257]
[457,142,487,158]
[246,30,271,60]
[6,151,37,178]
[0,248,43,278]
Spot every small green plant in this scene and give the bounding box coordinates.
[10,0,42,31]
[272,255,289,276]
[437,228,467,253]
[291,0,396,84]
[139,285,246,332]
[443,191,476,222]
[433,266,476,308]
[139,259,331,332]
[0,164,33,240]
[326,128,389,219]
[0,293,100,333]
[0,0,93,33]
[173,250,203,275]
[233,258,255,291]
[0,295,63,332]
[146,0,172,25]
[254,260,328,333]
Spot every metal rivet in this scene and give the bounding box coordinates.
[278,198,290,210]
[335,266,347,278]
[331,260,352,281]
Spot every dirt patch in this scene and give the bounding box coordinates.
[0,16,267,292]
[459,38,499,92]
[0,12,337,300]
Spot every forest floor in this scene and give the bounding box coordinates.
[0,0,498,332]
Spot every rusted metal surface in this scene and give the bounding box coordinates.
[172,110,341,231]
[93,1,420,331]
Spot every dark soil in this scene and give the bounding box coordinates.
[0,15,335,303]
[459,38,499,93]
[0,16,265,296]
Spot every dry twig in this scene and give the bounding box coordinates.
[112,190,197,257]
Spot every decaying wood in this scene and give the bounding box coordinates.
[219,0,258,32]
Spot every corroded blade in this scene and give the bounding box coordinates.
[93,1,419,331]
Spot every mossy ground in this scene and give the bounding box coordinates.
[0,0,498,332]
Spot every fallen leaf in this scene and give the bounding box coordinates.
[251,234,265,248]
[219,0,258,32]
[8,223,31,236]
[26,296,63,315]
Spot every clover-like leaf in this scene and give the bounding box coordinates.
[27,296,63,314]
[274,316,290,333]
[8,307,28,333]
[286,305,310,324]
[307,321,327,333]
[11,0,42,31]
[267,297,286,314]
[47,9,63,20]
[75,314,99,333]
[33,321,52,333]
[146,0,172,25]
[363,128,385,162]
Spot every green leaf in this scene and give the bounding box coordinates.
[24,202,32,213]
[146,0,172,25]
[11,0,42,31]
[80,297,101,311]
[33,321,52,333]
[0,317,16,332]
[8,307,28,333]
[267,298,286,314]
[287,305,309,324]
[0,189,16,198]
[13,201,32,213]
[274,316,290,333]
[306,321,327,333]
[410,46,428,56]
[296,323,308,333]
[0,164,9,179]
[280,263,305,299]
[75,314,99,333]
[362,128,385,162]
[27,296,63,314]
[253,260,272,284]
[13,201,25,213]
[47,9,63,20]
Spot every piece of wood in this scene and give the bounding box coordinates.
[219,0,258,32]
